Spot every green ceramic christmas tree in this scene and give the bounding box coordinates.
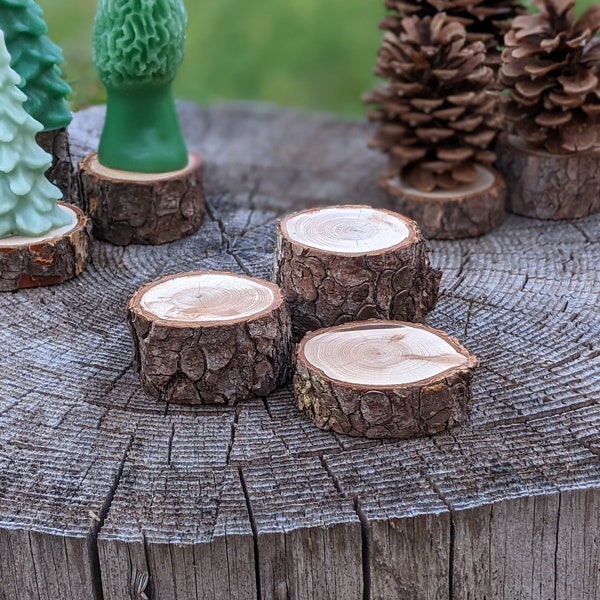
[0,0,72,132]
[0,28,70,238]
[94,0,189,173]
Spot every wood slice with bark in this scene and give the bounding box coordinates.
[379,166,506,239]
[274,205,441,340]
[496,134,600,220]
[127,271,292,404]
[79,151,205,245]
[294,320,478,439]
[36,128,78,202]
[0,203,90,291]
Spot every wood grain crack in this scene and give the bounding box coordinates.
[91,433,135,600]
[554,491,562,600]
[420,469,455,600]
[238,466,262,600]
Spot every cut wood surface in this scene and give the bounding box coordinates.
[274,205,441,340]
[496,133,600,220]
[294,320,477,438]
[79,151,206,245]
[0,203,90,291]
[380,166,506,239]
[0,103,599,600]
[127,271,292,404]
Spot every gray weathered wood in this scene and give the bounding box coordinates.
[0,102,598,599]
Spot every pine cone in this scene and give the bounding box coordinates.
[381,0,525,68]
[364,13,502,192]
[500,0,600,154]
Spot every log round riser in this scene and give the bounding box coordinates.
[127,271,292,404]
[379,166,506,239]
[294,320,478,439]
[274,205,441,340]
[0,203,90,291]
[496,134,600,220]
[79,151,206,245]
[36,128,78,203]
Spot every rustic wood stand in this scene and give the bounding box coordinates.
[274,205,440,340]
[294,320,477,439]
[79,151,205,245]
[36,127,77,202]
[127,271,292,404]
[0,203,89,291]
[496,133,600,220]
[0,103,599,600]
[379,166,506,239]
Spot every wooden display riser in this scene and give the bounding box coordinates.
[0,103,599,600]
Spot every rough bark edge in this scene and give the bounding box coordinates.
[127,272,293,404]
[378,168,506,239]
[0,203,90,292]
[36,127,78,203]
[274,206,442,341]
[495,133,600,220]
[293,320,478,439]
[79,151,206,245]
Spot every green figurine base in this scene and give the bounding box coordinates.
[0,203,90,291]
[79,151,206,246]
[98,85,189,173]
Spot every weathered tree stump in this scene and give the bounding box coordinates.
[127,271,292,404]
[36,128,77,202]
[379,166,506,239]
[0,104,599,600]
[79,151,205,245]
[274,205,441,340]
[496,134,600,219]
[0,203,89,291]
[294,320,477,439]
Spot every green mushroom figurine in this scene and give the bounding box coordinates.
[94,0,189,173]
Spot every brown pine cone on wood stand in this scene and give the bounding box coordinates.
[0,203,90,292]
[293,320,478,439]
[498,0,600,219]
[364,14,506,238]
[274,205,441,341]
[79,151,205,245]
[127,271,292,405]
[36,128,78,202]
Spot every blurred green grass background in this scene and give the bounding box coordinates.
[42,0,597,116]
[42,0,382,115]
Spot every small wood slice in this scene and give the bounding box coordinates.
[127,271,292,404]
[294,320,478,439]
[0,203,90,292]
[379,166,506,239]
[36,127,78,202]
[79,151,206,245]
[496,133,600,220]
[274,205,441,341]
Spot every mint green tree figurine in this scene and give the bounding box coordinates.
[0,0,72,132]
[93,0,189,173]
[0,29,70,238]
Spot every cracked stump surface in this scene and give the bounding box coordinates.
[0,103,599,600]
